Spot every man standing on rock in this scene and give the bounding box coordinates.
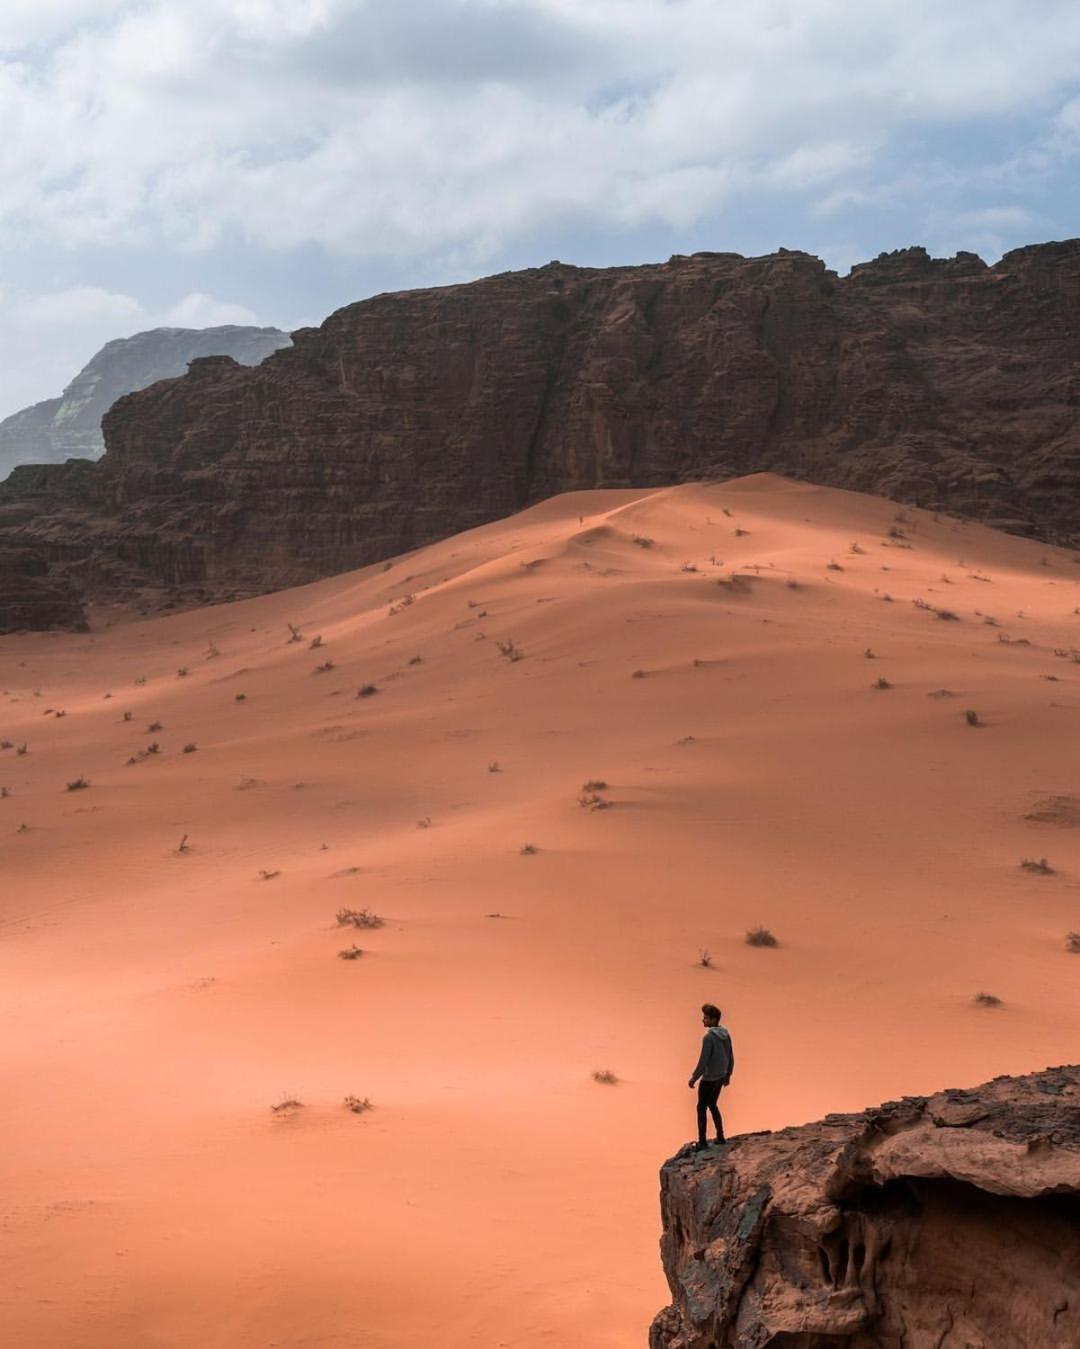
[688,1003,733,1150]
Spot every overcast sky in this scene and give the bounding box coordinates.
[1,0,1078,419]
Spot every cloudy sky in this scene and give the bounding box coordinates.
[1,0,1079,419]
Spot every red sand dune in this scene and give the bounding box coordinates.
[2,472,1079,1347]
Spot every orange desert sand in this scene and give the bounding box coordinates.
[3,473,1080,1348]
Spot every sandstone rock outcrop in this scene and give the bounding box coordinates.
[0,324,291,480]
[3,240,1080,633]
[651,1065,1080,1348]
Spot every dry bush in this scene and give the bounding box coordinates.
[734,527,750,538]
[1,787,10,799]
[488,760,501,773]
[873,677,893,690]
[0,740,11,750]
[698,949,712,968]
[937,609,959,621]
[338,945,365,960]
[520,843,539,855]
[416,816,432,829]
[578,791,612,811]
[745,926,778,948]
[592,1069,618,1085]
[1020,857,1055,875]
[259,869,281,881]
[147,720,163,732]
[496,639,524,662]
[122,711,133,722]
[582,779,608,792]
[66,777,90,791]
[849,541,866,554]
[631,669,648,679]
[887,525,907,539]
[183,743,198,754]
[786,577,801,590]
[344,1095,373,1114]
[16,743,27,756]
[408,655,423,665]
[964,709,982,727]
[337,907,384,929]
[826,561,844,572]
[176,834,191,854]
[177,667,189,678]
[680,561,700,573]
[632,535,655,548]
[235,693,247,702]
[973,992,1002,1007]
[864,648,876,659]
[357,683,378,698]
[271,1096,304,1113]
[287,623,303,644]
[313,660,335,674]
[309,635,324,649]
[1066,932,1080,954]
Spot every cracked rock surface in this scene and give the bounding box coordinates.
[651,1065,1080,1348]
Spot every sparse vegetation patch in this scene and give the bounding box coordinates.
[745,926,778,948]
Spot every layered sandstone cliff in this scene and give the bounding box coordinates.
[651,1065,1080,1348]
[3,241,1080,632]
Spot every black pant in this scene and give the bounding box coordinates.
[697,1080,724,1144]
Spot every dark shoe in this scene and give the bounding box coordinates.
[692,1140,709,1152]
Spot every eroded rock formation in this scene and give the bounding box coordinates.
[651,1065,1080,1348]
[3,240,1080,632]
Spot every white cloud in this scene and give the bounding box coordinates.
[162,292,261,327]
[10,285,142,328]
[0,0,1077,260]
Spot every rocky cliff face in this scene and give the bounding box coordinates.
[3,241,1080,633]
[651,1065,1080,1348]
[0,325,291,480]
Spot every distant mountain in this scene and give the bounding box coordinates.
[0,325,292,480]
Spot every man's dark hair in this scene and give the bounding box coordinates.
[701,1003,721,1020]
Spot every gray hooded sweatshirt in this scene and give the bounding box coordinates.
[693,1024,734,1083]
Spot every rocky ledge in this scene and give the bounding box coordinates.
[651,1065,1080,1348]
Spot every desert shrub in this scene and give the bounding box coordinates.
[520,843,538,855]
[183,743,197,754]
[632,535,655,548]
[582,779,608,792]
[936,609,959,621]
[0,740,11,750]
[147,721,163,732]
[488,760,501,773]
[1,787,10,799]
[235,693,247,702]
[698,949,712,968]
[66,777,90,791]
[849,541,866,554]
[206,640,221,659]
[1020,857,1054,875]
[122,711,133,722]
[964,709,982,727]
[408,655,423,665]
[734,527,749,538]
[681,561,699,573]
[1066,932,1080,954]
[416,816,432,829]
[344,1095,373,1114]
[259,869,281,881]
[826,561,843,571]
[177,667,189,678]
[287,623,303,644]
[271,1096,303,1113]
[873,677,893,690]
[337,907,384,929]
[313,660,335,674]
[357,683,378,698]
[973,992,1002,1007]
[864,648,876,659]
[786,577,801,590]
[745,926,778,948]
[496,639,524,662]
[592,1070,618,1085]
[578,791,612,811]
[16,743,27,756]
[309,635,324,649]
[631,669,648,679]
[338,945,364,960]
